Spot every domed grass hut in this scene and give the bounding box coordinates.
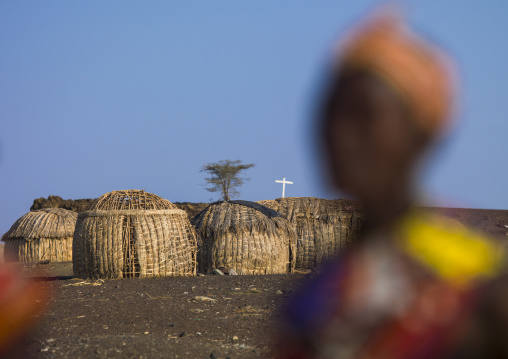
[257,197,365,269]
[73,190,197,279]
[191,201,296,275]
[2,208,78,262]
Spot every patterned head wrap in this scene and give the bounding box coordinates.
[334,11,456,137]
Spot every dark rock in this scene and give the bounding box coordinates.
[209,353,218,359]
[30,195,94,213]
[178,331,186,337]
[30,196,210,219]
[173,202,209,219]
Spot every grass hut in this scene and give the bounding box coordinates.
[257,197,365,269]
[191,200,296,275]
[73,190,197,279]
[2,208,77,262]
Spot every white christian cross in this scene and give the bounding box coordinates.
[275,177,293,198]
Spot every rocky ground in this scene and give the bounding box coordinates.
[13,262,307,359]
[428,207,508,239]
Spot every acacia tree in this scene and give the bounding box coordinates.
[201,160,255,201]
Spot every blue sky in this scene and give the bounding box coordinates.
[1,1,507,235]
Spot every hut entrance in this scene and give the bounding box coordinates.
[122,216,139,277]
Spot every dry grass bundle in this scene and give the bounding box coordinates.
[73,190,197,279]
[191,200,296,275]
[2,208,78,262]
[257,197,365,269]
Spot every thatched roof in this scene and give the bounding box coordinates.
[85,189,176,211]
[191,200,296,274]
[2,208,78,241]
[257,197,365,269]
[257,197,363,224]
[192,200,294,241]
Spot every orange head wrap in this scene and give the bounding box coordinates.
[334,11,456,137]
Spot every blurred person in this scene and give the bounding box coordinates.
[0,266,48,358]
[278,10,508,359]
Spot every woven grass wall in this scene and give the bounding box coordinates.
[2,208,78,262]
[191,201,296,275]
[257,197,365,269]
[73,190,197,279]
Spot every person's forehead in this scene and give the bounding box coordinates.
[335,72,402,106]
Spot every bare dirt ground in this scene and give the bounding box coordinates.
[429,207,508,239]
[16,262,307,359]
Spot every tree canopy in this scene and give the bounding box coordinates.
[201,160,255,201]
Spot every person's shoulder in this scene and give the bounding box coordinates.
[395,210,504,285]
